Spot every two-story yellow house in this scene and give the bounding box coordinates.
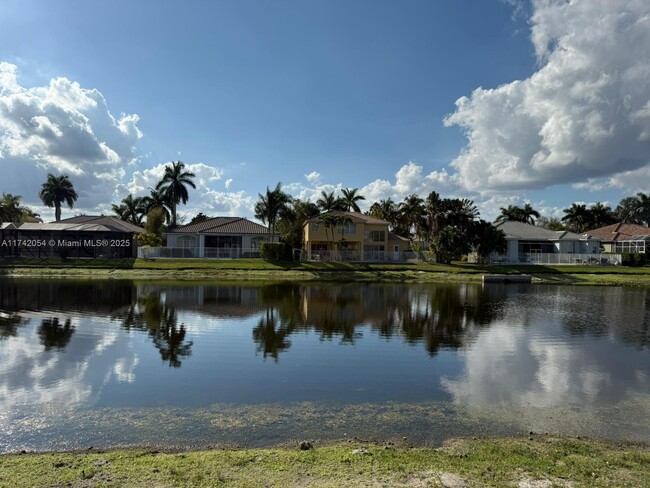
[302,211,410,261]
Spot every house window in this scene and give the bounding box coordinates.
[337,223,357,235]
[177,236,197,248]
[364,230,385,242]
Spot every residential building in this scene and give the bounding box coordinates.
[164,217,273,258]
[0,216,144,258]
[586,223,650,260]
[302,211,403,261]
[492,221,601,264]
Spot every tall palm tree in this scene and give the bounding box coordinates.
[520,203,540,225]
[254,182,292,241]
[636,192,650,226]
[113,194,146,225]
[495,204,539,224]
[561,203,590,233]
[155,161,196,227]
[316,190,343,212]
[368,198,398,228]
[422,191,445,243]
[0,193,30,223]
[340,188,365,212]
[398,194,425,239]
[141,187,172,224]
[588,202,615,229]
[39,173,78,221]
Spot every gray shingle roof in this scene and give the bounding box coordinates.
[495,221,597,241]
[57,215,145,233]
[167,217,269,234]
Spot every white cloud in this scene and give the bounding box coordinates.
[445,0,650,193]
[305,171,321,184]
[0,62,142,215]
[225,178,233,190]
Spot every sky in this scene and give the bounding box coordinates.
[0,0,649,223]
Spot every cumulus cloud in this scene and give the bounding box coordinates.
[0,62,142,213]
[445,0,650,193]
[305,171,321,184]
[117,161,257,219]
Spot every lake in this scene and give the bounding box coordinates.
[0,279,648,453]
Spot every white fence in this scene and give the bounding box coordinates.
[488,252,622,266]
[138,247,262,259]
[299,250,429,263]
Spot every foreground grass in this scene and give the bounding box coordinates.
[0,436,647,487]
[1,258,649,285]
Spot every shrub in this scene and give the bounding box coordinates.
[621,252,645,266]
[136,233,163,247]
[260,242,287,261]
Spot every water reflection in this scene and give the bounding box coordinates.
[38,317,75,351]
[0,279,648,451]
[122,293,193,367]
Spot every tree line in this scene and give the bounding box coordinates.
[496,192,650,233]
[2,162,648,261]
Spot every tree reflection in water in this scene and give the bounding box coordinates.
[251,283,505,360]
[38,317,75,351]
[122,293,193,368]
[0,314,25,340]
[252,308,292,362]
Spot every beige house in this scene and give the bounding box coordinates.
[303,211,410,261]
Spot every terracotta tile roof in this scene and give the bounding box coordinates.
[57,215,145,233]
[586,223,650,241]
[305,211,390,225]
[167,217,269,234]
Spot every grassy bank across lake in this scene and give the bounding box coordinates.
[1,435,648,487]
[1,258,649,285]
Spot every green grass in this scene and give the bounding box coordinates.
[0,436,647,487]
[1,258,649,285]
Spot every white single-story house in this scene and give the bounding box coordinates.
[492,221,601,264]
[164,217,276,258]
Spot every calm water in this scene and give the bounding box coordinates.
[0,279,648,452]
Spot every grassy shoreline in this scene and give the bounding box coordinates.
[1,435,648,487]
[1,258,649,285]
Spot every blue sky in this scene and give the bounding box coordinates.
[1,0,649,222]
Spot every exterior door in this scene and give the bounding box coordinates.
[393,245,400,261]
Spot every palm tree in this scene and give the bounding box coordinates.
[495,204,539,225]
[520,203,540,225]
[39,173,78,221]
[368,198,397,225]
[0,194,38,223]
[340,188,365,212]
[155,161,196,227]
[636,192,650,226]
[113,194,146,225]
[141,187,172,224]
[561,203,590,233]
[316,190,343,212]
[254,182,292,241]
[422,191,445,243]
[398,194,425,239]
[588,202,615,229]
